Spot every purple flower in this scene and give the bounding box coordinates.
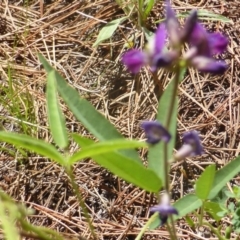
[121,50,147,74]
[175,130,204,161]
[165,1,198,47]
[150,193,178,226]
[121,1,228,75]
[186,22,228,73]
[189,23,228,56]
[122,24,174,73]
[141,121,171,144]
[164,2,228,74]
[165,1,180,46]
[191,56,227,74]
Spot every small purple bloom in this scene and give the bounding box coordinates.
[185,22,228,73]
[189,23,228,56]
[181,10,198,43]
[191,56,227,74]
[153,23,167,56]
[150,193,178,226]
[208,33,228,55]
[165,1,180,46]
[122,24,172,73]
[175,130,204,161]
[121,50,147,74]
[182,131,203,155]
[165,2,198,47]
[189,23,211,56]
[141,121,171,144]
[164,2,228,74]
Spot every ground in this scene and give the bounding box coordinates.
[0,0,239,239]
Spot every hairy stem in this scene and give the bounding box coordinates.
[163,65,182,239]
[152,71,164,98]
[65,166,97,240]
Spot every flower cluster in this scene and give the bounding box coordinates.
[132,1,224,228]
[122,2,228,74]
[142,120,203,225]
[141,120,203,160]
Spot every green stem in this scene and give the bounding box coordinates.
[163,65,181,239]
[65,166,97,240]
[137,0,144,27]
[163,142,169,192]
[152,72,164,98]
[203,221,226,240]
[199,201,205,226]
[162,66,180,192]
[165,66,181,130]
[20,220,64,240]
[167,222,176,240]
[169,216,178,239]
[135,212,158,240]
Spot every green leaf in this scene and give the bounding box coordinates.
[196,165,216,200]
[174,194,202,219]
[233,186,240,199]
[93,17,127,47]
[178,10,233,24]
[196,10,233,23]
[143,0,155,20]
[156,10,233,24]
[204,201,222,221]
[185,215,195,228]
[0,132,65,165]
[47,70,68,149]
[208,156,240,199]
[38,54,141,163]
[148,213,161,230]
[147,78,179,185]
[211,186,229,205]
[217,209,228,218]
[70,135,147,164]
[73,135,161,192]
[0,202,20,240]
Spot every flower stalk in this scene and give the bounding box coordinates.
[123,1,228,238]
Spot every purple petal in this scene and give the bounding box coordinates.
[191,56,228,74]
[165,1,180,46]
[189,23,211,56]
[141,121,171,144]
[154,24,167,54]
[208,33,228,55]
[189,23,206,44]
[159,215,168,226]
[147,24,166,72]
[189,23,228,57]
[182,10,198,42]
[150,204,178,226]
[150,204,178,215]
[182,131,203,155]
[166,0,177,21]
[122,49,147,73]
[152,50,178,70]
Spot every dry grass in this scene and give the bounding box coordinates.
[0,0,239,239]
